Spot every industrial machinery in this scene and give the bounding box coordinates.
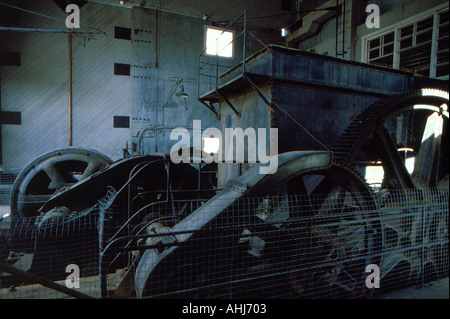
[0,44,448,299]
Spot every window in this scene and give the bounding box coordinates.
[367,31,395,67]
[363,5,449,79]
[436,10,449,77]
[206,27,234,58]
[399,16,434,76]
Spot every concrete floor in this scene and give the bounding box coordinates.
[373,278,449,299]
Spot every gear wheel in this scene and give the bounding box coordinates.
[135,152,382,298]
[333,88,449,189]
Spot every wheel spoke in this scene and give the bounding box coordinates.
[334,270,357,292]
[309,176,336,196]
[11,147,113,218]
[338,224,366,253]
[80,159,103,181]
[332,188,348,216]
[312,182,342,217]
[412,112,444,187]
[374,125,415,189]
[43,162,66,190]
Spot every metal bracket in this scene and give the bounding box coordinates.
[242,74,276,112]
[198,99,220,120]
[215,88,241,118]
[227,179,247,194]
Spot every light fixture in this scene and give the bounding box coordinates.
[281,28,290,37]
[163,79,189,109]
[175,81,189,98]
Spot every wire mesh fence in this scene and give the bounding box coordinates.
[0,169,19,214]
[0,186,448,299]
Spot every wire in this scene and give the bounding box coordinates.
[244,6,341,20]
[0,2,107,39]
[0,2,65,23]
[243,75,331,153]
[214,6,341,25]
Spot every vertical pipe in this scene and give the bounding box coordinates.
[68,32,73,147]
[243,10,247,74]
[429,12,439,78]
[335,0,338,57]
[99,210,107,298]
[0,67,3,165]
[216,37,219,89]
[154,9,158,69]
[342,0,345,58]
[420,188,426,289]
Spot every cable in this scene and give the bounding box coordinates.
[243,75,331,153]
[0,2,65,23]
[0,2,107,38]
[243,6,341,21]
[213,6,341,25]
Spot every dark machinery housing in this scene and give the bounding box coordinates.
[0,45,448,299]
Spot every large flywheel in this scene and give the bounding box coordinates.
[10,147,113,218]
[333,88,449,190]
[333,88,449,288]
[231,162,382,298]
[134,152,382,298]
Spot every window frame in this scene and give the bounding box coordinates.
[205,26,235,59]
[361,3,449,80]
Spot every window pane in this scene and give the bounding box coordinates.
[437,51,448,64]
[439,25,449,37]
[417,17,434,32]
[438,36,449,51]
[369,48,380,59]
[437,11,449,78]
[383,32,395,44]
[439,10,449,24]
[384,44,394,55]
[369,37,380,49]
[401,24,413,37]
[206,28,233,57]
[370,55,393,67]
[400,44,431,72]
[401,37,413,49]
[436,64,449,77]
[416,30,433,44]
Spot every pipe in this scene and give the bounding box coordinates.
[154,9,158,68]
[68,32,73,146]
[0,27,103,34]
[335,0,338,57]
[0,261,95,299]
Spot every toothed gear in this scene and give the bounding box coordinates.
[332,88,449,189]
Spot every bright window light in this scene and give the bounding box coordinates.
[365,165,384,186]
[206,28,233,58]
[203,137,221,154]
[405,157,415,174]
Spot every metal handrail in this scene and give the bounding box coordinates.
[197,11,250,97]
